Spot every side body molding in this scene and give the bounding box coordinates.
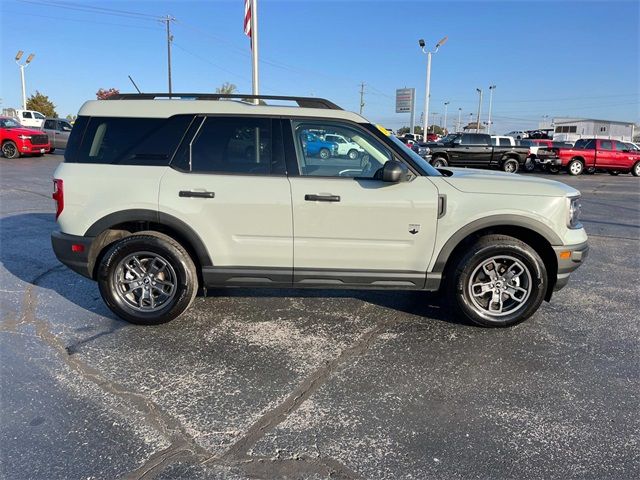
[431,214,563,274]
[85,209,213,267]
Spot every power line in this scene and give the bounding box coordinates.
[1,9,165,30]
[17,0,162,20]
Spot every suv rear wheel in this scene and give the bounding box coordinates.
[633,161,640,177]
[567,159,584,176]
[503,158,519,173]
[97,233,198,325]
[447,235,547,327]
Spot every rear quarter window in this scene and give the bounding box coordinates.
[64,115,194,165]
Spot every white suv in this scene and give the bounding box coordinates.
[51,94,588,327]
[323,133,364,159]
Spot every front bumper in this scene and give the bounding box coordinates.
[553,241,589,291]
[51,231,94,279]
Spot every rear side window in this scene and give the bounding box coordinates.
[186,117,284,175]
[498,138,512,146]
[65,115,194,165]
[22,112,32,119]
[44,119,55,129]
[462,134,489,145]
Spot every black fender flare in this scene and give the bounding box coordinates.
[431,214,562,274]
[85,209,212,267]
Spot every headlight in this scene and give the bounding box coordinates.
[18,135,32,140]
[567,195,582,229]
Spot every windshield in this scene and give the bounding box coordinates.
[438,134,458,144]
[388,135,441,176]
[0,118,22,128]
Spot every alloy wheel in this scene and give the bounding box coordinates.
[467,255,533,317]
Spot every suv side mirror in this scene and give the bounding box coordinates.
[381,160,408,182]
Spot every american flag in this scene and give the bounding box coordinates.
[244,0,252,40]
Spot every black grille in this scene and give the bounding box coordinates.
[30,134,49,145]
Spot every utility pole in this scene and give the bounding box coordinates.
[487,85,496,134]
[165,15,174,96]
[359,82,365,115]
[457,107,462,132]
[475,88,483,133]
[443,101,450,133]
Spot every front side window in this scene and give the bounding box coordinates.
[59,121,72,131]
[293,122,391,178]
[34,112,45,119]
[189,117,281,175]
[614,141,628,151]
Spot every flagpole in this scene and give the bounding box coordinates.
[250,0,259,103]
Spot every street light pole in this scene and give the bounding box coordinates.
[487,85,496,134]
[475,88,483,133]
[443,101,450,133]
[457,107,462,132]
[15,51,35,110]
[419,35,447,140]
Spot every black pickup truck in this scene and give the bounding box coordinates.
[418,133,530,173]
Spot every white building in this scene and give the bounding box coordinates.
[551,117,635,143]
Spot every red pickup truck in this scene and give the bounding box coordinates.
[551,138,640,176]
[1,116,50,159]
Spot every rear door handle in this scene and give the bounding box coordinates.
[179,190,215,198]
[305,194,340,202]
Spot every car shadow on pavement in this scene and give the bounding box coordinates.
[1,213,469,331]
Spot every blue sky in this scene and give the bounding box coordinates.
[1,0,638,133]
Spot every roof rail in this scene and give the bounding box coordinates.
[105,93,343,110]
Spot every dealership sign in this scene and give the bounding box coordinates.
[395,88,415,113]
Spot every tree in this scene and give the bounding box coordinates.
[96,88,120,100]
[26,91,57,117]
[215,82,237,94]
[66,114,77,122]
[428,125,445,135]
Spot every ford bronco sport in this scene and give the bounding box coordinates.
[51,93,588,327]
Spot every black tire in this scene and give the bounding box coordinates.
[608,170,620,176]
[547,165,560,174]
[1,141,19,159]
[48,148,55,153]
[347,149,359,160]
[585,167,596,175]
[97,232,198,325]
[432,156,448,167]
[503,158,519,173]
[632,161,640,177]
[567,159,584,176]
[524,158,536,172]
[319,148,330,160]
[446,235,548,327]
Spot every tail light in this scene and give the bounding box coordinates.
[52,179,64,220]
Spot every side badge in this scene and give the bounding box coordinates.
[409,224,420,235]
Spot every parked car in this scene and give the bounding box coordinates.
[41,118,73,152]
[401,133,423,143]
[323,133,364,159]
[505,130,528,140]
[549,138,640,176]
[426,133,530,173]
[0,116,50,158]
[521,139,571,171]
[301,132,338,159]
[51,93,588,328]
[16,109,46,128]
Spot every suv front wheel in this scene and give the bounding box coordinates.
[447,235,547,327]
[97,232,198,325]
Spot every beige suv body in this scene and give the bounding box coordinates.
[51,94,588,327]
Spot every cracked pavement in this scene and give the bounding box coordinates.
[1,154,638,479]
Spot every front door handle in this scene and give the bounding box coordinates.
[179,190,215,198]
[305,194,340,202]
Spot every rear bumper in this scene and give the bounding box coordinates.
[51,231,94,279]
[553,241,589,291]
[536,156,562,166]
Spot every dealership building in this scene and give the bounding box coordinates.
[549,117,635,143]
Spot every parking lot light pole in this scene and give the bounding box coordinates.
[475,88,483,133]
[443,101,450,133]
[15,51,35,110]
[419,35,447,140]
[457,107,462,132]
[487,85,496,134]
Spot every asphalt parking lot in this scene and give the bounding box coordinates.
[1,153,638,480]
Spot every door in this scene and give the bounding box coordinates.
[595,140,615,168]
[42,119,56,146]
[450,134,491,166]
[159,116,293,285]
[612,141,635,170]
[20,111,35,127]
[287,120,439,288]
[56,120,72,148]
